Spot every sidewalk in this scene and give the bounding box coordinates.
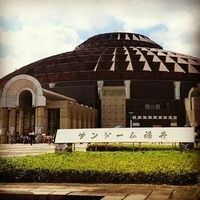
[0,183,199,200]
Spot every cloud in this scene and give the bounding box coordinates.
[0,44,11,57]
[0,25,81,77]
[0,0,200,78]
[0,16,22,31]
[105,0,200,57]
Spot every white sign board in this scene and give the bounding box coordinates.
[55,127,194,143]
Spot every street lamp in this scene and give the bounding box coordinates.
[129,112,133,128]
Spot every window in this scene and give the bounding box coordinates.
[156,104,160,109]
[47,109,60,135]
[145,104,160,109]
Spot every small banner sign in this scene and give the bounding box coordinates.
[55,127,194,143]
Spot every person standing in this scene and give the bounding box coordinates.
[29,130,34,145]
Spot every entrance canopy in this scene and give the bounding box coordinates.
[1,74,46,108]
[0,75,77,108]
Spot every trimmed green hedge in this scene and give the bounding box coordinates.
[86,143,180,151]
[0,168,198,185]
[0,150,199,185]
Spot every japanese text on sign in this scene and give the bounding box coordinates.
[55,127,194,143]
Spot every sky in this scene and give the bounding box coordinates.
[0,0,200,79]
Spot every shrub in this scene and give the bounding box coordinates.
[0,150,199,185]
[86,143,180,151]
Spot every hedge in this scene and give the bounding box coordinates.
[0,149,199,185]
[86,143,181,151]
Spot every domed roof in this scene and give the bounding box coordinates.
[75,32,163,50]
[1,32,200,86]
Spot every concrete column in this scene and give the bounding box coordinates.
[97,80,104,98]
[75,103,79,128]
[0,108,9,143]
[173,81,181,100]
[90,109,95,128]
[9,108,16,137]
[72,115,77,128]
[36,107,45,130]
[19,108,24,135]
[35,107,38,133]
[88,108,96,128]
[87,109,91,128]
[66,102,74,129]
[71,103,77,129]
[82,107,87,128]
[124,80,131,99]
[77,105,82,128]
[69,105,73,129]
[35,106,46,142]
[62,108,71,129]
[80,105,84,128]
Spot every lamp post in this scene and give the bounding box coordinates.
[129,112,133,128]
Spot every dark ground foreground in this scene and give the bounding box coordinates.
[0,182,199,200]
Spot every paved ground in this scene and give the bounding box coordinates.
[0,143,199,200]
[0,143,87,157]
[0,182,199,200]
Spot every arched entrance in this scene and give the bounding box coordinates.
[18,90,35,135]
[0,75,46,143]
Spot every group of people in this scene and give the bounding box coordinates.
[42,134,55,144]
[27,132,55,145]
[17,130,36,145]
[9,131,55,145]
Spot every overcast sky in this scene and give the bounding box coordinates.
[0,0,200,78]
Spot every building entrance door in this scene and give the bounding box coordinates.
[17,90,35,135]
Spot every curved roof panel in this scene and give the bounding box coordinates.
[1,32,200,86]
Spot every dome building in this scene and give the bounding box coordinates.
[0,32,200,143]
